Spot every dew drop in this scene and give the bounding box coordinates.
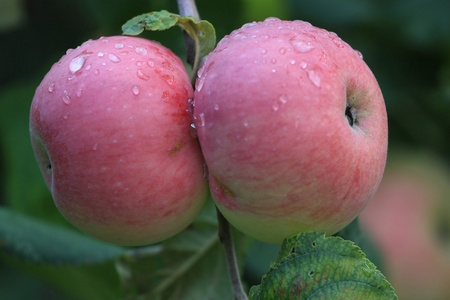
[199,113,206,127]
[279,94,288,104]
[290,39,315,53]
[108,53,121,63]
[85,64,91,70]
[135,47,148,55]
[76,88,83,97]
[279,47,287,54]
[265,17,280,22]
[261,49,268,55]
[147,60,155,68]
[115,43,124,49]
[307,70,321,87]
[271,58,277,64]
[62,91,71,105]
[48,82,55,93]
[214,104,219,111]
[136,70,150,80]
[300,61,308,69]
[97,52,104,57]
[355,50,363,59]
[243,120,249,127]
[272,101,280,112]
[196,76,205,92]
[162,61,173,70]
[161,91,170,101]
[289,59,296,65]
[63,112,70,120]
[94,69,100,75]
[132,85,140,96]
[66,48,74,55]
[93,143,98,151]
[69,54,89,74]
[242,22,256,29]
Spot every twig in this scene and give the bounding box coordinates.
[176,1,248,298]
[177,0,200,69]
[217,208,249,300]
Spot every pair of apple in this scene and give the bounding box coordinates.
[30,18,388,246]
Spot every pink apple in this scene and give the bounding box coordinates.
[359,152,450,300]
[193,18,388,244]
[30,36,209,246]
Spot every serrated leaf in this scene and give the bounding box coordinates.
[115,200,244,300]
[249,232,397,300]
[0,207,125,264]
[122,10,179,35]
[122,10,216,83]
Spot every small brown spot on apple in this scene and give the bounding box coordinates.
[213,176,236,198]
[168,142,185,156]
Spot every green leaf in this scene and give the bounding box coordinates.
[122,10,216,83]
[115,200,244,300]
[249,232,398,300]
[0,207,125,264]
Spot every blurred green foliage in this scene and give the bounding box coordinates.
[1,0,449,299]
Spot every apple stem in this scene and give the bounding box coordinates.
[177,0,200,78]
[217,208,249,300]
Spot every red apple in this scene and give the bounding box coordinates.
[30,36,209,246]
[193,18,388,244]
[359,152,450,299]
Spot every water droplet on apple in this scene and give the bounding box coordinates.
[135,47,148,55]
[290,39,315,53]
[189,123,198,138]
[196,76,205,92]
[115,43,124,49]
[85,64,91,70]
[289,59,296,65]
[63,112,70,120]
[355,50,363,59]
[243,120,249,127]
[279,94,288,104]
[199,113,206,127]
[62,91,71,105]
[271,58,277,64]
[161,75,176,87]
[136,70,150,80]
[242,22,256,29]
[92,143,98,151]
[48,82,55,93]
[307,70,321,87]
[214,104,220,111]
[108,53,121,63]
[97,52,104,57]
[76,88,83,97]
[279,47,287,54]
[272,101,280,112]
[132,85,140,96]
[161,91,170,101]
[66,48,74,55]
[261,49,268,55]
[69,54,89,74]
[265,17,280,22]
[300,61,308,69]
[94,69,100,75]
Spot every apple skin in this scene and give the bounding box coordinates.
[359,152,450,300]
[193,18,388,244]
[30,36,209,246]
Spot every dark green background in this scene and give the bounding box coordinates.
[1,0,449,299]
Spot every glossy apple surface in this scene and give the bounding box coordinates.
[30,36,208,246]
[193,18,388,244]
[360,152,450,299]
